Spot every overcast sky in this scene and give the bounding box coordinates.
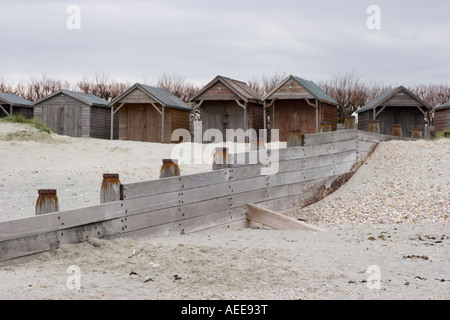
[1,0,449,87]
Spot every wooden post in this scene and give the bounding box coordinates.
[100,174,121,204]
[110,106,114,140]
[411,129,422,139]
[213,147,229,170]
[369,120,380,133]
[344,116,356,129]
[391,124,402,137]
[287,129,303,147]
[319,122,332,132]
[250,138,266,151]
[263,102,267,131]
[305,99,319,132]
[35,189,59,215]
[159,159,180,178]
[110,103,124,140]
[0,104,11,117]
[161,106,165,143]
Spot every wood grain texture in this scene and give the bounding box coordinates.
[246,204,325,231]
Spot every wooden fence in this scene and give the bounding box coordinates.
[0,130,413,265]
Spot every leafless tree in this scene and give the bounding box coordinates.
[248,71,286,96]
[318,71,373,122]
[76,72,129,101]
[25,73,72,101]
[151,72,200,103]
[409,83,450,108]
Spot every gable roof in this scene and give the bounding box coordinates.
[262,75,338,105]
[435,101,450,111]
[34,89,110,107]
[0,92,33,107]
[110,83,191,111]
[189,75,262,103]
[356,86,431,114]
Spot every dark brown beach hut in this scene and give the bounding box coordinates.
[109,83,191,143]
[356,86,431,137]
[189,75,263,142]
[34,89,116,139]
[434,101,450,132]
[262,75,338,141]
[0,92,33,118]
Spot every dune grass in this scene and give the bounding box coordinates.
[0,114,52,134]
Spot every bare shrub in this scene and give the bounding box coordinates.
[150,72,200,103]
[248,71,286,96]
[76,72,129,101]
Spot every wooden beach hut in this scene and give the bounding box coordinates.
[34,89,116,139]
[0,92,33,119]
[356,86,431,137]
[189,75,263,142]
[434,101,450,132]
[262,75,338,141]
[109,83,191,143]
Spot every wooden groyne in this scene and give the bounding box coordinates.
[0,130,414,265]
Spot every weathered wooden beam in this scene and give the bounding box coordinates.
[235,100,246,109]
[263,99,277,109]
[192,100,204,111]
[416,106,427,116]
[35,189,59,215]
[375,105,386,118]
[150,103,163,115]
[306,99,319,132]
[100,174,121,204]
[0,104,11,117]
[246,203,325,232]
[111,103,124,140]
[161,106,165,143]
[159,159,180,178]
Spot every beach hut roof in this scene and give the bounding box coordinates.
[435,101,450,111]
[189,75,262,103]
[0,92,33,107]
[34,89,110,107]
[262,75,338,105]
[356,86,431,114]
[110,83,191,111]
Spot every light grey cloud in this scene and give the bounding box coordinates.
[0,0,449,87]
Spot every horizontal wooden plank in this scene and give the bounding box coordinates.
[58,219,126,246]
[122,171,341,234]
[230,184,289,209]
[0,231,59,263]
[122,169,230,200]
[275,160,355,186]
[278,140,357,161]
[357,131,383,143]
[0,201,125,242]
[123,197,231,233]
[302,129,357,146]
[0,214,60,242]
[119,208,247,239]
[277,150,356,174]
[257,172,354,213]
[357,140,378,153]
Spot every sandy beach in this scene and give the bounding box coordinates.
[0,122,448,300]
